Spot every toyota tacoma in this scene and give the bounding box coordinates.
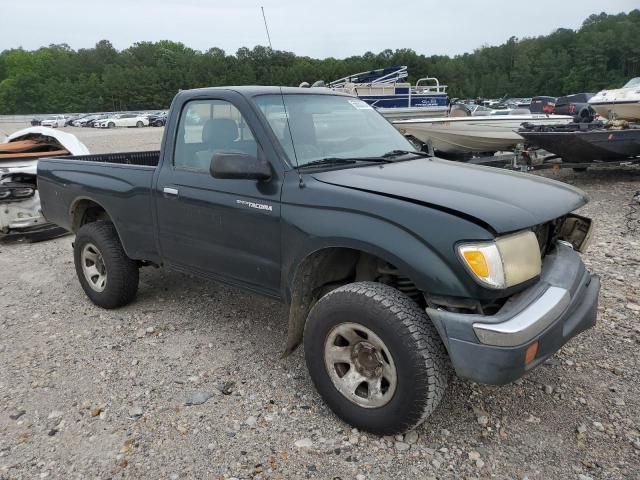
[38,86,599,434]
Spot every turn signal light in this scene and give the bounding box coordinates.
[525,341,539,365]
[462,250,489,277]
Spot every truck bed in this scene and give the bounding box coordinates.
[56,150,160,167]
[37,151,161,262]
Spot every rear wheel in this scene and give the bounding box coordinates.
[304,282,448,435]
[74,221,139,309]
[136,121,144,128]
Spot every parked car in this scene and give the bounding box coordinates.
[530,96,556,114]
[72,115,92,127]
[553,93,596,122]
[30,117,42,126]
[147,111,168,127]
[38,86,598,435]
[73,114,101,127]
[65,114,88,127]
[85,114,109,128]
[95,114,149,128]
[39,115,66,128]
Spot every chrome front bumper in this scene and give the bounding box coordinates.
[472,286,571,347]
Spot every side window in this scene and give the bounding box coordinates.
[174,99,257,171]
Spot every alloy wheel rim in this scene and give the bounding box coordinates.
[81,243,107,292]
[324,322,397,408]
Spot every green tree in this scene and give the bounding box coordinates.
[0,10,638,114]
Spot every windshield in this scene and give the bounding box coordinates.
[623,77,640,88]
[254,94,415,167]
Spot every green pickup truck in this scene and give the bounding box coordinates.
[38,86,599,434]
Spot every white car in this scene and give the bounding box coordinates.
[95,114,149,128]
[39,115,66,128]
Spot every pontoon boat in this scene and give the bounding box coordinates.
[329,66,449,119]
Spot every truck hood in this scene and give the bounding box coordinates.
[312,158,588,234]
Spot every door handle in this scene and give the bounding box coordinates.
[163,187,179,196]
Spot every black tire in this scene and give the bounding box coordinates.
[577,109,592,123]
[304,282,448,435]
[108,122,115,129]
[136,121,144,128]
[74,221,139,309]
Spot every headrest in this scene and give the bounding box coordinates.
[201,118,239,148]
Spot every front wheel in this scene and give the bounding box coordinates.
[74,221,139,309]
[136,121,144,128]
[304,282,448,435]
[108,122,115,129]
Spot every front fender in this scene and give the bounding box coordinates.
[281,198,491,302]
[279,199,493,356]
[285,233,467,301]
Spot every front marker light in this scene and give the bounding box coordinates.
[458,231,542,289]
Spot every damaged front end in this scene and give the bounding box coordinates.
[0,170,47,233]
[0,126,90,238]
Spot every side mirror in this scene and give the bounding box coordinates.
[210,151,271,181]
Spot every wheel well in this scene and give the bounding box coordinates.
[70,199,112,233]
[283,247,420,356]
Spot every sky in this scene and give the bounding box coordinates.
[1,0,637,59]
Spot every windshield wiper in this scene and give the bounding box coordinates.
[381,149,432,159]
[298,156,393,169]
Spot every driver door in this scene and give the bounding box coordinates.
[154,97,282,295]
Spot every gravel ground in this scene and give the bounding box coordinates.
[1,124,640,479]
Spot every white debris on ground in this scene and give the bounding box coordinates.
[0,124,639,479]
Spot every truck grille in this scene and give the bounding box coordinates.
[533,218,564,259]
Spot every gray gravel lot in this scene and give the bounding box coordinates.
[1,123,640,479]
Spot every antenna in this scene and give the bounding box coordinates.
[260,6,303,186]
[261,7,272,50]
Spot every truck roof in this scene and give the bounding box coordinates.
[177,85,349,99]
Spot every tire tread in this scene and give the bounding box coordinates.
[305,281,449,434]
[74,221,139,309]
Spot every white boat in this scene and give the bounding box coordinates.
[589,78,640,120]
[392,114,573,154]
[373,105,449,120]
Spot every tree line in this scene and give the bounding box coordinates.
[0,10,638,114]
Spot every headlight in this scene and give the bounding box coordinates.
[12,186,35,198]
[458,230,541,289]
[0,185,35,200]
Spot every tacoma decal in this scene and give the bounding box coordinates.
[236,199,273,212]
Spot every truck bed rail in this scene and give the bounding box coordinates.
[58,150,160,167]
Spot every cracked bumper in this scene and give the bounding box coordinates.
[427,243,600,385]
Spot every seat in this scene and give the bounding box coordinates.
[194,118,240,168]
